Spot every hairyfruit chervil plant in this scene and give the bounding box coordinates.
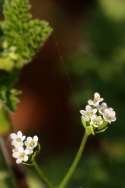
[0,0,117,188]
[10,92,116,188]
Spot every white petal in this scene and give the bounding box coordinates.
[25,149,33,155]
[98,102,108,113]
[108,107,113,111]
[12,152,18,158]
[12,148,18,153]
[94,92,100,98]
[88,99,93,106]
[80,110,86,115]
[17,131,22,137]
[27,137,32,142]
[93,109,97,114]
[10,133,16,139]
[91,114,97,120]
[85,105,92,111]
[22,136,26,141]
[102,102,107,108]
[112,116,116,122]
[33,136,38,142]
[11,140,17,146]
[18,147,24,152]
[11,140,23,147]
[16,159,22,164]
[23,155,28,162]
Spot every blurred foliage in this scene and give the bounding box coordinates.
[1,144,125,188]
[0,0,52,71]
[0,146,16,188]
[0,109,10,134]
[0,0,3,15]
[0,0,52,112]
[32,142,125,188]
[99,0,125,21]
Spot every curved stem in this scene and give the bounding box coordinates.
[0,108,29,188]
[32,160,52,188]
[58,131,89,188]
[0,137,17,188]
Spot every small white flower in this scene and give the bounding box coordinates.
[12,147,29,164]
[103,108,116,123]
[80,105,97,122]
[10,131,40,164]
[88,92,104,107]
[10,131,25,148]
[90,115,103,127]
[80,92,116,135]
[98,102,108,114]
[25,136,38,154]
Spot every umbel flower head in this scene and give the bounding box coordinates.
[80,92,116,135]
[10,131,39,164]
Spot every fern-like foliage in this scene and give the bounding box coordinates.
[0,0,52,70]
[0,0,52,111]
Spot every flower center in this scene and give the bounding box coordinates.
[19,152,25,159]
[16,137,22,142]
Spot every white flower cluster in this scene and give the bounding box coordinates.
[10,131,39,164]
[80,92,116,134]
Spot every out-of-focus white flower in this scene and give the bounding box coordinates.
[80,105,97,122]
[12,147,29,164]
[103,108,116,123]
[10,131,25,147]
[10,131,39,164]
[25,136,38,154]
[90,115,103,128]
[88,92,104,107]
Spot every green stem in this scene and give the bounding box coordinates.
[0,108,17,188]
[32,160,52,188]
[0,108,29,188]
[58,131,89,188]
[0,137,17,188]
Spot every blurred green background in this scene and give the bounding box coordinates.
[0,0,125,187]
